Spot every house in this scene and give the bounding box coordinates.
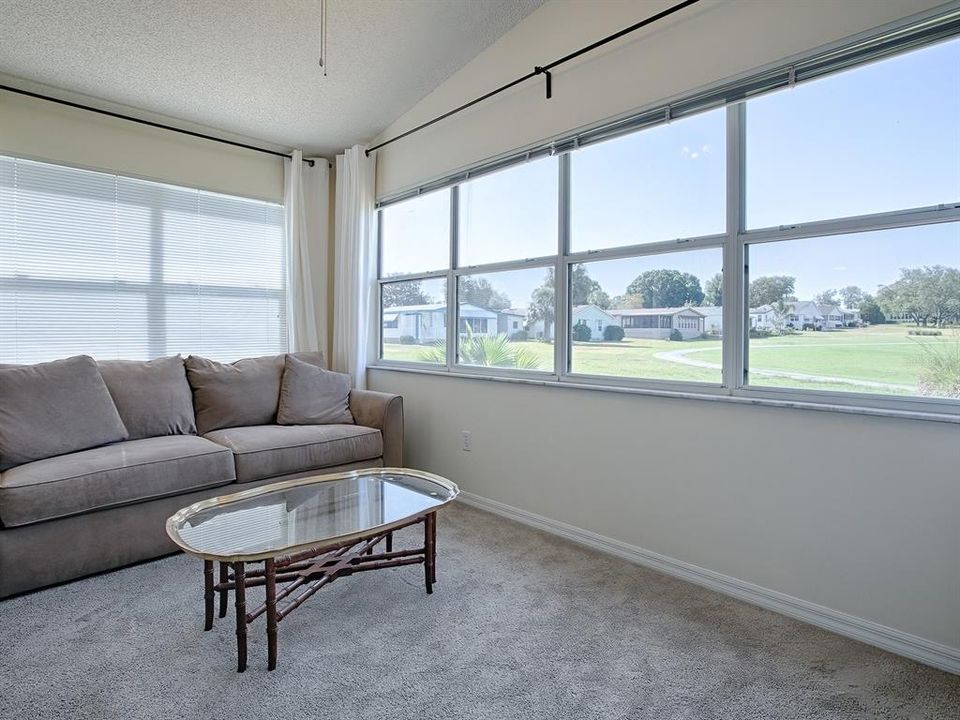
[571,305,618,341]
[498,308,529,337]
[751,301,861,331]
[610,307,705,340]
[817,303,845,329]
[696,305,724,336]
[383,303,496,343]
[749,304,777,330]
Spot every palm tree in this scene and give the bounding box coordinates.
[418,327,541,369]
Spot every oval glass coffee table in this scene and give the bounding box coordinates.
[166,468,459,672]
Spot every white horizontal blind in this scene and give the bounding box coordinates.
[0,155,287,363]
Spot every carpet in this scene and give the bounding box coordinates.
[0,503,957,720]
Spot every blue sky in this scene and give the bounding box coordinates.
[382,37,959,310]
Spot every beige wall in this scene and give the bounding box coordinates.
[1,90,284,202]
[374,0,948,198]
[368,0,960,664]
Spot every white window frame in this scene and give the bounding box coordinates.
[373,9,960,423]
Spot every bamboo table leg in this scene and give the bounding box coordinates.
[386,531,393,553]
[234,561,247,673]
[265,558,278,671]
[203,560,214,631]
[218,562,229,618]
[424,513,435,595]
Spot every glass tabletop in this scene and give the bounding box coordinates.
[166,469,458,561]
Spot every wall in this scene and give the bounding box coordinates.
[0,89,283,202]
[368,0,960,669]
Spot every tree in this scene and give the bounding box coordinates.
[527,266,607,339]
[858,293,886,325]
[587,287,612,309]
[814,289,838,306]
[527,282,555,341]
[625,269,704,308]
[610,293,646,309]
[703,273,723,306]
[839,286,864,309]
[749,275,795,308]
[570,265,603,306]
[877,266,960,327]
[382,280,430,307]
[459,276,511,311]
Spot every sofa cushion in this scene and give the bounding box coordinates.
[98,355,197,440]
[0,435,235,528]
[185,352,325,435]
[0,355,129,471]
[204,424,382,483]
[277,355,354,426]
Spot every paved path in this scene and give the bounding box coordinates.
[654,345,917,392]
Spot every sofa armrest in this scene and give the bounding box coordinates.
[349,390,403,467]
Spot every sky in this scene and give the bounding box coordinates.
[381,38,960,310]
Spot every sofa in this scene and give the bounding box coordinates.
[0,352,403,598]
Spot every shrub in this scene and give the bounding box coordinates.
[749,328,772,339]
[398,335,417,345]
[669,328,683,341]
[603,325,625,342]
[916,336,960,398]
[509,330,529,342]
[908,329,942,336]
[572,321,592,342]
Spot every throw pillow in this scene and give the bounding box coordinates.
[185,352,326,434]
[277,355,354,425]
[97,355,197,439]
[0,355,129,470]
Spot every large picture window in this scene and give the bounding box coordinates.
[0,156,287,363]
[376,27,960,419]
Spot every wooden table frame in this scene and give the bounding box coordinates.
[201,510,437,672]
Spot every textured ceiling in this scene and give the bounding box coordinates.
[0,0,544,157]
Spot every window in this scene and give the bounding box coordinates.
[380,189,449,276]
[746,39,960,229]
[376,25,960,419]
[571,108,725,252]
[0,156,286,364]
[568,248,723,384]
[458,156,558,266]
[380,277,446,364]
[457,268,553,372]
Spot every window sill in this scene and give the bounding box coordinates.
[366,362,960,425]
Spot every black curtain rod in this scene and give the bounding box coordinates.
[0,83,317,167]
[366,0,702,156]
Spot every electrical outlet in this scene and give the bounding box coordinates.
[461,431,472,452]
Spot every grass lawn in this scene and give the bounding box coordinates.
[381,324,959,396]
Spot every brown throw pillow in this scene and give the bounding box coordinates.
[185,352,326,434]
[98,355,197,439]
[0,355,129,470]
[277,355,354,426]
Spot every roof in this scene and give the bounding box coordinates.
[500,308,528,317]
[750,304,774,314]
[695,305,723,318]
[610,307,705,317]
[572,304,617,319]
[383,302,497,318]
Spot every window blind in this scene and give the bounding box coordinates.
[0,155,287,364]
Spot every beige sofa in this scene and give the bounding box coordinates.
[0,353,402,598]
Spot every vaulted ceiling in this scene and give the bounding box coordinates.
[0,0,544,157]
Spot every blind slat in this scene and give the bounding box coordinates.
[0,156,288,364]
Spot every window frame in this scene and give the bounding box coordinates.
[374,25,960,422]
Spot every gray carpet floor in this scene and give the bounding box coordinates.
[1,502,957,720]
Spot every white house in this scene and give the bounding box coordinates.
[749,304,777,330]
[750,301,861,331]
[383,303,497,343]
[571,305,618,341]
[498,308,528,337]
[696,305,723,336]
[610,307,705,340]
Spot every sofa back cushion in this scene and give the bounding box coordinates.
[0,355,129,470]
[185,352,325,434]
[277,355,354,426]
[97,355,197,440]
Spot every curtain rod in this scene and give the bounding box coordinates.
[366,0,702,156]
[0,83,319,167]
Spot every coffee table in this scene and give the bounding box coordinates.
[166,467,459,672]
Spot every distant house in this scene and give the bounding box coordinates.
[696,305,724,335]
[498,308,528,336]
[571,305,618,341]
[382,303,497,343]
[610,307,705,340]
[749,301,861,331]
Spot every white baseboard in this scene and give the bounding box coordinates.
[456,490,960,675]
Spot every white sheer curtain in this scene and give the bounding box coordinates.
[283,149,329,355]
[332,145,377,389]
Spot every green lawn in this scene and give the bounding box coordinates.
[381,324,960,396]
